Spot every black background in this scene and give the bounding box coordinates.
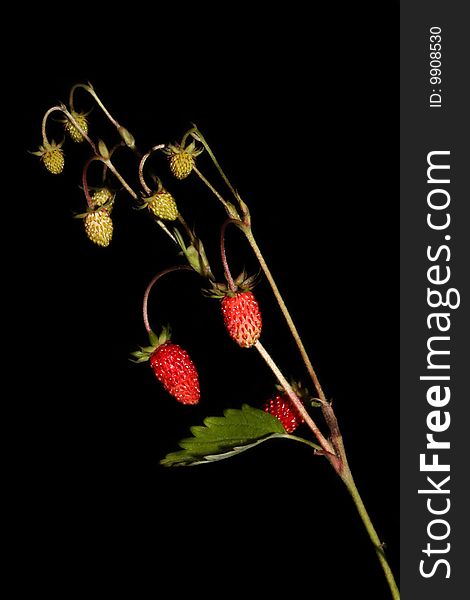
[14,5,398,598]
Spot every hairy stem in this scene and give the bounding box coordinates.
[246,227,327,402]
[193,166,238,217]
[220,219,238,292]
[138,144,166,195]
[191,127,239,201]
[82,157,102,208]
[41,106,67,146]
[70,83,120,129]
[142,265,192,334]
[341,466,400,599]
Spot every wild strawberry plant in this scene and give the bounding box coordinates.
[31,82,400,599]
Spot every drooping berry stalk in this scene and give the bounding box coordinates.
[220,219,238,293]
[142,265,193,335]
[137,265,200,405]
[138,144,166,196]
[58,105,177,245]
[69,83,136,149]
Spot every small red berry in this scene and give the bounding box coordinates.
[150,342,200,405]
[221,291,262,348]
[263,394,305,433]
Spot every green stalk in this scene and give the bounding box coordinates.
[339,448,400,599]
[244,226,327,402]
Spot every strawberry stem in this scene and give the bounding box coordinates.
[142,265,193,334]
[244,227,327,404]
[82,157,103,208]
[190,126,239,202]
[69,83,121,133]
[254,341,338,466]
[41,106,67,147]
[341,466,401,599]
[220,219,238,292]
[138,144,166,196]
[192,166,239,218]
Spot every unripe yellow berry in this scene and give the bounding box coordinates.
[170,152,194,180]
[91,188,114,210]
[147,191,179,221]
[39,142,64,174]
[64,111,89,143]
[84,210,113,247]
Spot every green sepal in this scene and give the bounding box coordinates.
[148,330,159,346]
[185,139,196,153]
[130,326,172,364]
[129,349,151,363]
[158,325,172,345]
[173,228,213,278]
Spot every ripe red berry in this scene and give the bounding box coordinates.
[221,291,262,348]
[149,342,200,405]
[263,394,305,433]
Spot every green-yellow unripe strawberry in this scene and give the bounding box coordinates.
[64,111,89,143]
[34,141,65,174]
[84,210,113,247]
[147,190,178,221]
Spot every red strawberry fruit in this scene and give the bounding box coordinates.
[263,394,305,433]
[149,342,200,405]
[221,291,262,348]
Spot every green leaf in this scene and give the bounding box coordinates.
[160,404,287,467]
